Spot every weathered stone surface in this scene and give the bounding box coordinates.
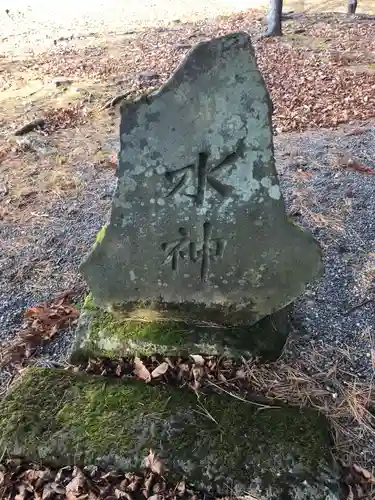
[81,31,322,326]
[70,293,291,361]
[0,367,341,499]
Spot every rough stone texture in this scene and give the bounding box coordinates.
[0,367,341,499]
[70,294,291,362]
[81,31,323,326]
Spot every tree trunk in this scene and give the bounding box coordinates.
[347,0,357,13]
[265,0,283,36]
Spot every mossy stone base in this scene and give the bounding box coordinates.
[70,294,291,362]
[0,367,340,499]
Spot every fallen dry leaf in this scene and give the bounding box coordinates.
[14,484,27,500]
[189,354,205,366]
[352,464,375,484]
[143,450,166,476]
[65,468,88,499]
[192,365,204,387]
[151,362,169,378]
[133,357,151,382]
[66,470,86,493]
[175,479,186,496]
[0,291,80,368]
[346,158,375,175]
[346,485,354,500]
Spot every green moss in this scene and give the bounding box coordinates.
[82,292,96,311]
[0,367,340,498]
[90,312,186,347]
[92,224,108,250]
[70,295,290,362]
[72,307,187,361]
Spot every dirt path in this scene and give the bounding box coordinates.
[1,0,374,57]
[0,0,256,56]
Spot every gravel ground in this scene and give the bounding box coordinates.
[1,124,374,375]
[275,126,375,379]
[0,147,117,357]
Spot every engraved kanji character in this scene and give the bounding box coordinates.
[161,222,227,282]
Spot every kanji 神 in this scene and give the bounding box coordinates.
[161,222,226,282]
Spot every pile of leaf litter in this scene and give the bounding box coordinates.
[0,457,374,500]
[2,11,375,141]
[0,459,206,500]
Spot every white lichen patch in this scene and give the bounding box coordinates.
[118,175,137,193]
[269,185,281,200]
[129,270,137,281]
[113,198,132,210]
[261,176,281,200]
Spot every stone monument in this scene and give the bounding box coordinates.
[72,31,323,360]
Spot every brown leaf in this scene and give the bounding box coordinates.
[189,354,205,366]
[352,464,375,484]
[143,472,155,496]
[143,449,166,475]
[346,485,354,500]
[25,306,43,317]
[66,469,87,495]
[50,482,66,495]
[192,365,204,381]
[15,484,27,500]
[175,480,186,496]
[177,363,190,379]
[22,468,44,489]
[347,158,375,175]
[133,357,151,382]
[151,362,169,378]
[42,483,57,500]
[115,488,130,498]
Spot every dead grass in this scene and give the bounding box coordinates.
[243,352,375,469]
